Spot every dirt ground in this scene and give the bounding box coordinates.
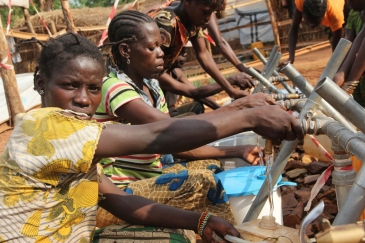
[0,46,332,154]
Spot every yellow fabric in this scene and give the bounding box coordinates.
[295,0,345,31]
[0,108,103,242]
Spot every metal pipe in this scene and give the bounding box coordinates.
[252,46,280,93]
[314,77,365,134]
[252,47,296,94]
[244,38,352,223]
[317,121,365,225]
[249,67,283,94]
[277,98,307,112]
[281,63,313,96]
[280,79,297,94]
[331,142,356,211]
[281,64,356,132]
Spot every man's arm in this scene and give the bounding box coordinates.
[347,35,365,81]
[207,13,250,74]
[287,7,302,64]
[334,26,365,86]
[174,68,221,110]
[158,72,223,99]
[190,36,248,99]
[331,28,344,51]
[199,97,221,110]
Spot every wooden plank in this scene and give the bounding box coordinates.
[277,19,292,27]
[3,28,50,41]
[220,21,271,33]
[55,24,107,31]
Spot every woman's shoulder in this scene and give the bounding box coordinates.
[16,108,100,127]
[148,8,177,23]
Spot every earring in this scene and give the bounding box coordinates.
[38,90,45,95]
[127,58,130,65]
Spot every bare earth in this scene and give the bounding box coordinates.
[0,46,332,154]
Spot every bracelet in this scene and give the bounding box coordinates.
[197,212,212,236]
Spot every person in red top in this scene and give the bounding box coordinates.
[285,0,345,64]
[148,0,251,100]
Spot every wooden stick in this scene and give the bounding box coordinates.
[60,0,76,32]
[3,29,49,41]
[49,20,57,35]
[23,7,41,51]
[0,19,25,125]
[265,0,281,52]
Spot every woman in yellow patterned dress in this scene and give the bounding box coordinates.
[0,32,303,242]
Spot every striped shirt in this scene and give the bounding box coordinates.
[94,72,168,188]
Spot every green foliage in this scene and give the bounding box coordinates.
[1,6,25,29]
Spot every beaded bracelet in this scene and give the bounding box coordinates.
[197,212,212,236]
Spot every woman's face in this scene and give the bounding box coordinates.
[186,1,213,27]
[36,56,104,117]
[127,22,165,79]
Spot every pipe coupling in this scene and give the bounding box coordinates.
[332,169,356,186]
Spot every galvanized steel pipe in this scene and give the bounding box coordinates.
[315,77,365,134]
[249,68,282,94]
[281,64,356,132]
[318,121,365,225]
[244,38,352,223]
[252,47,296,94]
[252,46,281,93]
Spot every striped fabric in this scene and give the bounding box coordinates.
[0,108,103,242]
[94,72,169,188]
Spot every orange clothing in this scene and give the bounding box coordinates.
[295,0,345,31]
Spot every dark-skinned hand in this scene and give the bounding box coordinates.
[250,105,304,145]
[201,215,240,243]
[229,93,283,110]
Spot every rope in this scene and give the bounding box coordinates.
[304,135,352,211]
[29,0,53,37]
[0,55,14,70]
[6,0,12,34]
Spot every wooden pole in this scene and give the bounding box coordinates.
[265,0,281,52]
[60,0,76,32]
[23,8,42,51]
[0,20,25,125]
[49,20,57,35]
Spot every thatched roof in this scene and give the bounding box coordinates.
[13,5,131,34]
[13,0,166,31]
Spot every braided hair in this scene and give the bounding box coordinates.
[106,10,155,70]
[303,0,327,18]
[17,32,104,88]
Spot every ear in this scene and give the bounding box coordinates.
[118,43,131,59]
[34,74,45,95]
